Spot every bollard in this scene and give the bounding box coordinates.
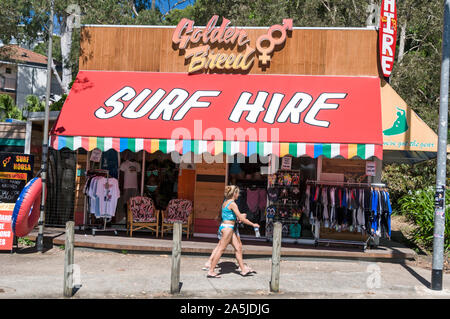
[270,222,282,293]
[170,221,182,294]
[63,221,75,297]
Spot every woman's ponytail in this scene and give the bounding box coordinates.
[224,185,239,199]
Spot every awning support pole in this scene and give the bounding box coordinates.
[37,0,54,253]
[141,151,146,196]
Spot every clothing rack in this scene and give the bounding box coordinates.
[84,169,118,236]
[306,179,390,249]
[306,180,386,188]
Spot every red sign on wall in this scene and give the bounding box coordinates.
[379,0,398,77]
[0,204,14,251]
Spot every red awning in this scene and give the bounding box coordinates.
[50,71,383,159]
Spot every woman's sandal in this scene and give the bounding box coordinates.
[239,271,253,277]
[202,265,219,271]
[207,273,221,278]
[238,265,257,274]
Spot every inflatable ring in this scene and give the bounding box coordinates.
[12,177,42,237]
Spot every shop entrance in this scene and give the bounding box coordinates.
[227,154,317,242]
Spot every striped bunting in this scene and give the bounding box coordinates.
[49,136,383,160]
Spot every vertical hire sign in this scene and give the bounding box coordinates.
[379,0,398,78]
[0,203,14,251]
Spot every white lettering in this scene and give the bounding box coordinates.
[122,89,165,119]
[277,92,312,123]
[383,12,395,35]
[0,215,11,222]
[381,55,394,75]
[263,93,285,124]
[94,86,136,119]
[173,90,221,120]
[229,91,269,123]
[149,88,189,120]
[384,0,396,12]
[0,231,11,237]
[382,34,394,56]
[304,93,347,128]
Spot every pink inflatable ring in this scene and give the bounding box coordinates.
[12,177,42,237]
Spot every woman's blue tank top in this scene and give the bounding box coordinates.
[222,200,236,221]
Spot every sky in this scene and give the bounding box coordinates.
[157,0,196,14]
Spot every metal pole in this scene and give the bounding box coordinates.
[37,0,54,252]
[431,0,450,291]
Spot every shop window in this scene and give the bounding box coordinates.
[227,154,317,240]
[142,153,179,211]
[45,148,77,226]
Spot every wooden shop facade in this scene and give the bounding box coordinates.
[47,16,443,247]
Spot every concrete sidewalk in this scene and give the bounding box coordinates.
[0,246,449,299]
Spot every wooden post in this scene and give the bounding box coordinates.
[170,221,182,294]
[270,221,282,293]
[63,221,75,297]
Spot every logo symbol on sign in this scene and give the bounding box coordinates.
[2,157,11,168]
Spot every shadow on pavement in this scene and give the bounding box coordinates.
[217,261,239,275]
[401,262,431,289]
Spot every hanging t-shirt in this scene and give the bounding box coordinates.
[96,177,120,217]
[88,177,101,217]
[120,160,141,189]
[101,149,119,178]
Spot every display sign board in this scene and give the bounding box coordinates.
[172,15,293,73]
[281,156,292,170]
[90,148,102,162]
[52,71,383,146]
[0,153,34,204]
[379,0,397,77]
[366,161,376,176]
[0,203,14,251]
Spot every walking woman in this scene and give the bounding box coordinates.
[207,185,260,278]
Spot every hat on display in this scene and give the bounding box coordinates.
[267,187,279,202]
[268,174,276,187]
[284,173,292,186]
[266,206,276,219]
[292,173,300,185]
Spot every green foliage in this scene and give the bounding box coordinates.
[382,160,442,212]
[18,237,35,247]
[25,95,46,112]
[390,1,444,134]
[24,94,65,113]
[398,187,449,252]
[32,35,63,64]
[0,94,24,121]
[49,94,67,111]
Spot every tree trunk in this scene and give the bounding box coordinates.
[60,15,73,93]
[398,21,407,64]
